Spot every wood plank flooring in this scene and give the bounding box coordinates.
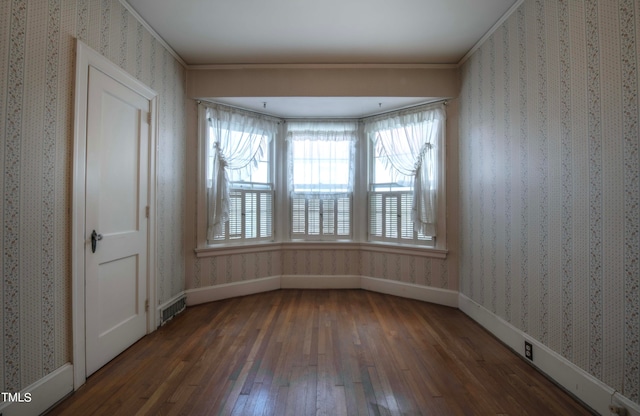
[48,290,594,415]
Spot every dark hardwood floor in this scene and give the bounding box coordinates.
[48,289,593,415]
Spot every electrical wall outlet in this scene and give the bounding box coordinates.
[609,405,628,415]
[524,340,533,361]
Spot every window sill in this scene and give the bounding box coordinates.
[359,241,447,259]
[195,240,448,259]
[195,241,281,257]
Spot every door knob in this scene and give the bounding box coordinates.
[91,230,103,253]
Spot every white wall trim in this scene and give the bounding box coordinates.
[72,39,158,390]
[361,276,458,307]
[459,294,640,416]
[186,275,458,309]
[457,0,525,66]
[0,363,73,416]
[281,275,361,289]
[188,63,459,70]
[185,276,281,306]
[195,241,448,259]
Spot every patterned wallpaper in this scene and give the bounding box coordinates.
[459,0,639,404]
[0,0,186,393]
[194,250,283,287]
[192,248,456,292]
[361,251,450,289]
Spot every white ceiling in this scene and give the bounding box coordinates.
[124,0,518,117]
[125,0,518,66]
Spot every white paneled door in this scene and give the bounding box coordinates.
[84,66,150,377]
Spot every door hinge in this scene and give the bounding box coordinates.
[145,206,150,218]
[145,299,149,312]
[147,112,151,125]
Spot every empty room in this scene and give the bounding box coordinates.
[1,0,638,415]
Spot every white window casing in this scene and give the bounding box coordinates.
[196,101,447,255]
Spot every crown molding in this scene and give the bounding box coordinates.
[187,63,459,70]
[458,0,524,66]
[119,0,187,68]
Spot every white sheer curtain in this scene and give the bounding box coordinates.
[363,104,445,236]
[205,104,279,240]
[286,120,358,197]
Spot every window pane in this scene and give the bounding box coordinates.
[291,140,351,193]
[227,145,270,185]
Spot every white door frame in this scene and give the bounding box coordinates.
[72,39,158,389]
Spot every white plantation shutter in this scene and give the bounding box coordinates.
[308,199,320,235]
[292,197,306,234]
[401,193,413,239]
[385,195,398,239]
[212,189,273,242]
[259,193,272,238]
[337,197,350,236]
[291,196,351,240]
[322,200,335,235]
[244,192,257,239]
[369,194,382,237]
[228,191,242,239]
[368,191,431,244]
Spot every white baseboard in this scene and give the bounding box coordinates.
[0,363,73,416]
[459,294,640,416]
[281,274,361,289]
[361,276,459,308]
[186,275,458,309]
[185,276,281,306]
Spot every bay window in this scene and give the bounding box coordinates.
[197,101,446,253]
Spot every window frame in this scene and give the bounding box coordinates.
[196,104,278,249]
[286,121,358,241]
[365,109,447,251]
[208,130,274,244]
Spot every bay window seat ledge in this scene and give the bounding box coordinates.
[195,241,448,259]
